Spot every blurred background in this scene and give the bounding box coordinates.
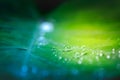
[0,0,120,80]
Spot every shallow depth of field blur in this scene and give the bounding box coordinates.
[0,0,120,80]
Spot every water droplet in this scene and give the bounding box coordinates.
[118,50,120,54]
[78,60,82,64]
[59,56,62,60]
[74,52,80,58]
[51,48,56,51]
[92,51,94,54]
[96,56,99,61]
[65,58,67,61]
[80,57,83,61]
[106,55,110,59]
[40,22,54,32]
[37,37,48,46]
[63,46,72,52]
[99,53,103,57]
[68,59,71,62]
[81,45,86,49]
[89,59,93,64]
[112,48,115,54]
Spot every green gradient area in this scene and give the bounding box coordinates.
[43,0,120,71]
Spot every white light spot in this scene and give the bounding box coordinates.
[118,54,120,58]
[92,51,94,54]
[106,55,110,59]
[99,53,103,57]
[40,22,53,32]
[80,57,83,61]
[65,58,67,61]
[68,59,71,61]
[55,54,57,57]
[37,36,48,46]
[89,59,93,64]
[75,52,79,54]
[74,52,79,58]
[118,50,120,54]
[96,56,99,61]
[59,56,62,60]
[112,48,115,54]
[78,60,82,64]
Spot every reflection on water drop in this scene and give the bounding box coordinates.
[63,46,72,52]
[99,53,103,57]
[89,59,93,64]
[118,54,120,58]
[106,55,110,59]
[96,56,99,61]
[55,54,57,57]
[74,52,80,59]
[118,50,120,54]
[37,37,48,46]
[59,56,62,60]
[81,45,86,49]
[78,60,82,64]
[65,58,67,61]
[112,48,115,54]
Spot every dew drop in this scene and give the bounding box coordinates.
[118,50,120,54]
[88,59,93,64]
[74,52,80,58]
[99,53,103,57]
[106,55,110,59]
[59,56,62,60]
[65,58,67,61]
[96,56,99,61]
[78,60,82,64]
[112,48,115,54]
[55,54,57,57]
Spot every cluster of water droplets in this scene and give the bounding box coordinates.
[51,42,120,66]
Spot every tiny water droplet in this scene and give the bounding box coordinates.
[112,48,115,54]
[106,55,110,59]
[78,60,82,64]
[99,53,103,57]
[59,56,62,60]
